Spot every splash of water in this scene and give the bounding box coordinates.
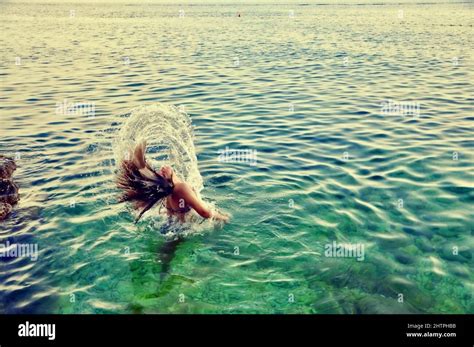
[113,104,203,195]
[94,103,217,238]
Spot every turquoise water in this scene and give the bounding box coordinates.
[0,1,473,314]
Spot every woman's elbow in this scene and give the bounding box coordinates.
[198,208,212,219]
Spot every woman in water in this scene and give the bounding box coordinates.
[116,141,229,223]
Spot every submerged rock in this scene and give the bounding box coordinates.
[439,245,472,263]
[0,155,19,220]
[355,295,415,314]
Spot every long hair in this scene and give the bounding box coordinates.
[116,141,174,223]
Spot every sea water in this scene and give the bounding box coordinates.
[0,1,472,313]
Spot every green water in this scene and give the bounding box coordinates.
[0,1,473,314]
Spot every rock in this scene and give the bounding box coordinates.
[439,245,472,263]
[0,179,19,205]
[377,275,434,310]
[355,295,416,314]
[369,231,411,249]
[0,202,13,220]
[0,155,17,179]
[0,155,19,220]
[415,237,435,253]
[394,251,416,265]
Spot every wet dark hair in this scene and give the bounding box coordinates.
[116,159,174,223]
